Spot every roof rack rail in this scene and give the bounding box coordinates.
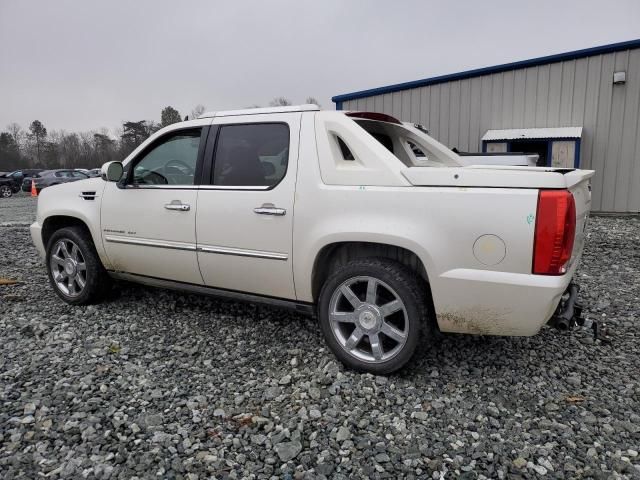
[199,104,320,119]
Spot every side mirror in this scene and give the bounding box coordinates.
[101,161,124,182]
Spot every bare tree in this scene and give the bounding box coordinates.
[190,104,206,119]
[305,97,321,107]
[269,97,292,107]
[6,122,23,146]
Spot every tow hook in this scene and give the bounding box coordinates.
[549,283,609,341]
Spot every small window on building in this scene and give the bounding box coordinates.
[335,136,355,160]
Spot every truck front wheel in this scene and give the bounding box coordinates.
[46,226,111,305]
[318,258,429,374]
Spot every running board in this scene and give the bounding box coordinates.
[108,271,315,316]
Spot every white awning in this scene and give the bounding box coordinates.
[482,127,583,141]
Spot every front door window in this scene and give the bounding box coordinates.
[131,129,202,185]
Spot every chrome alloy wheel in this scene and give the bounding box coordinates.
[329,276,409,363]
[0,185,12,198]
[49,239,87,297]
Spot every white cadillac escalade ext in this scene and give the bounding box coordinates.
[30,105,593,373]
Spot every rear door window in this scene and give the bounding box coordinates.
[212,123,289,188]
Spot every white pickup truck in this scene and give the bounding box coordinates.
[30,105,593,373]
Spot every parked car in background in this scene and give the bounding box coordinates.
[87,168,101,178]
[1,169,44,193]
[23,169,89,193]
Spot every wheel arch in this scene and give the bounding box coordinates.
[310,240,431,303]
[42,215,93,250]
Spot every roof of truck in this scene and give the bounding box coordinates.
[199,104,320,118]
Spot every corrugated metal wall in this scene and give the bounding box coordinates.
[342,48,640,212]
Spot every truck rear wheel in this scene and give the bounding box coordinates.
[318,258,428,374]
[46,226,111,305]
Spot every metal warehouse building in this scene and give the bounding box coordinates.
[332,39,640,213]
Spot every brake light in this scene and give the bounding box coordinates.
[532,190,576,275]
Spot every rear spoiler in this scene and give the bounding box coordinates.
[564,169,595,189]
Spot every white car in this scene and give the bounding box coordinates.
[30,105,593,373]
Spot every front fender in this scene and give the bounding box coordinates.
[34,179,111,268]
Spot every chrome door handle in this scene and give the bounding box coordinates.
[254,204,286,216]
[165,202,190,211]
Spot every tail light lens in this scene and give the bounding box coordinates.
[533,190,576,275]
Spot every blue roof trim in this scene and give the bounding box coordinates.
[332,38,640,104]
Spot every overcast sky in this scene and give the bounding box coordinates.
[1,0,639,134]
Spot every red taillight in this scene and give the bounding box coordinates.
[533,190,576,275]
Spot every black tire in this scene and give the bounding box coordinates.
[318,258,429,375]
[0,185,13,198]
[46,226,111,305]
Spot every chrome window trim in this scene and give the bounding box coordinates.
[104,235,197,251]
[197,244,288,260]
[121,184,270,191]
[123,184,199,190]
[199,185,271,191]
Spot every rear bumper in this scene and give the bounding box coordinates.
[432,259,579,336]
[30,222,46,259]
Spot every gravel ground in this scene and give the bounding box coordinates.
[1,195,639,479]
[0,193,36,226]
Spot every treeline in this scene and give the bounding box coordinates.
[0,96,320,172]
[0,105,199,172]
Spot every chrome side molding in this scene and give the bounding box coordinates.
[197,244,288,260]
[104,235,288,260]
[104,235,197,251]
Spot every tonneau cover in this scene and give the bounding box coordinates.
[401,166,594,190]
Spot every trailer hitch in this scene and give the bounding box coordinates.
[549,283,609,341]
